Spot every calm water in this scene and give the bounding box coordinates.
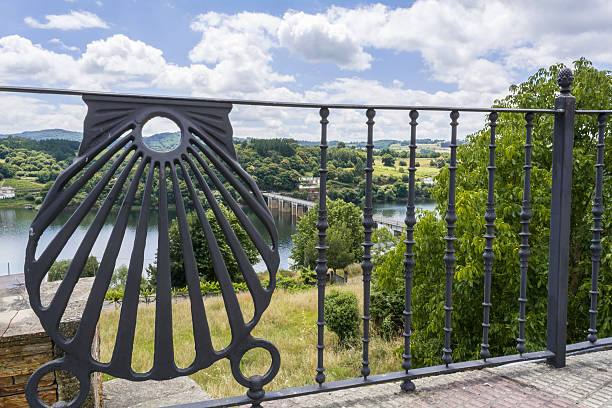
[0,201,436,276]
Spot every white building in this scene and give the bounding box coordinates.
[0,186,15,199]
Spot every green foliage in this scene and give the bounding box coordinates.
[200,280,222,295]
[0,162,15,179]
[324,290,360,344]
[250,138,297,157]
[290,199,363,271]
[372,59,612,367]
[372,227,399,259]
[299,267,317,285]
[165,207,259,288]
[381,153,395,167]
[0,136,79,161]
[430,157,446,168]
[48,256,99,282]
[198,280,249,296]
[104,288,124,306]
[110,265,129,289]
[140,287,155,303]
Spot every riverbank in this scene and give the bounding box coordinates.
[0,198,37,209]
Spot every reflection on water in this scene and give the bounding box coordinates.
[0,208,165,277]
[0,201,436,275]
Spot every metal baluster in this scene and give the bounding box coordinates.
[442,110,459,366]
[588,112,607,343]
[401,110,418,392]
[315,107,329,386]
[361,108,376,379]
[517,112,534,354]
[480,112,497,361]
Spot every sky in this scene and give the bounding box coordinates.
[0,0,611,141]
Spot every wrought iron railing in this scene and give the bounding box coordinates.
[1,67,610,407]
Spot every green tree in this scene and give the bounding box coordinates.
[290,199,363,272]
[48,256,99,282]
[373,59,612,366]
[381,153,395,167]
[167,206,259,288]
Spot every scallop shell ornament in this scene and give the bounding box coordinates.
[24,95,280,407]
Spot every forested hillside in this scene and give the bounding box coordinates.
[0,133,444,209]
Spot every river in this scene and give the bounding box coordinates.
[0,200,436,276]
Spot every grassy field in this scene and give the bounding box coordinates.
[389,142,450,154]
[373,157,440,180]
[0,178,45,190]
[99,278,403,398]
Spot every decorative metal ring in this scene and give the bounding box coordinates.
[229,337,281,390]
[26,357,90,408]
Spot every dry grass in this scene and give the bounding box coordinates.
[99,278,403,398]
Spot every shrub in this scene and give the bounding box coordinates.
[140,287,155,304]
[261,276,309,292]
[324,290,359,344]
[105,288,124,307]
[299,267,317,285]
[370,286,404,338]
[199,280,249,296]
[200,281,221,295]
[48,256,99,281]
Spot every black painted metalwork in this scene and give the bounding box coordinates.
[9,66,611,407]
[547,68,576,368]
[169,347,564,408]
[0,85,562,113]
[24,95,280,407]
[517,112,534,355]
[315,107,330,385]
[361,108,376,379]
[400,110,418,392]
[442,110,459,366]
[588,112,607,343]
[480,112,497,361]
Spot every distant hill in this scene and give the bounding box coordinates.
[0,128,449,150]
[0,129,82,142]
[142,132,181,151]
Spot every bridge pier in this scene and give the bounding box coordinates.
[264,193,314,219]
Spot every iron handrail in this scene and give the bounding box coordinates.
[0,85,562,113]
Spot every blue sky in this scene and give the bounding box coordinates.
[0,0,610,140]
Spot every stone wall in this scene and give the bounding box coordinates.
[0,277,101,407]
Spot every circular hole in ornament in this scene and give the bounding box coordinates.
[26,362,90,408]
[230,340,280,389]
[141,116,182,152]
[239,347,273,379]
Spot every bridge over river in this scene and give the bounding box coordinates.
[263,192,405,235]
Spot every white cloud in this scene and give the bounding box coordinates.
[0,35,79,85]
[0,95,85,133]
[278,11,371,70]
[3,1,612,141]
[48,38,79,52]
[25,10,109,30]
[187,12,293,94]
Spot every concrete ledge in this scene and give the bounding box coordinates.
[102,377,212,408]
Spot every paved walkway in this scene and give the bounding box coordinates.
[261,349,612,408]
